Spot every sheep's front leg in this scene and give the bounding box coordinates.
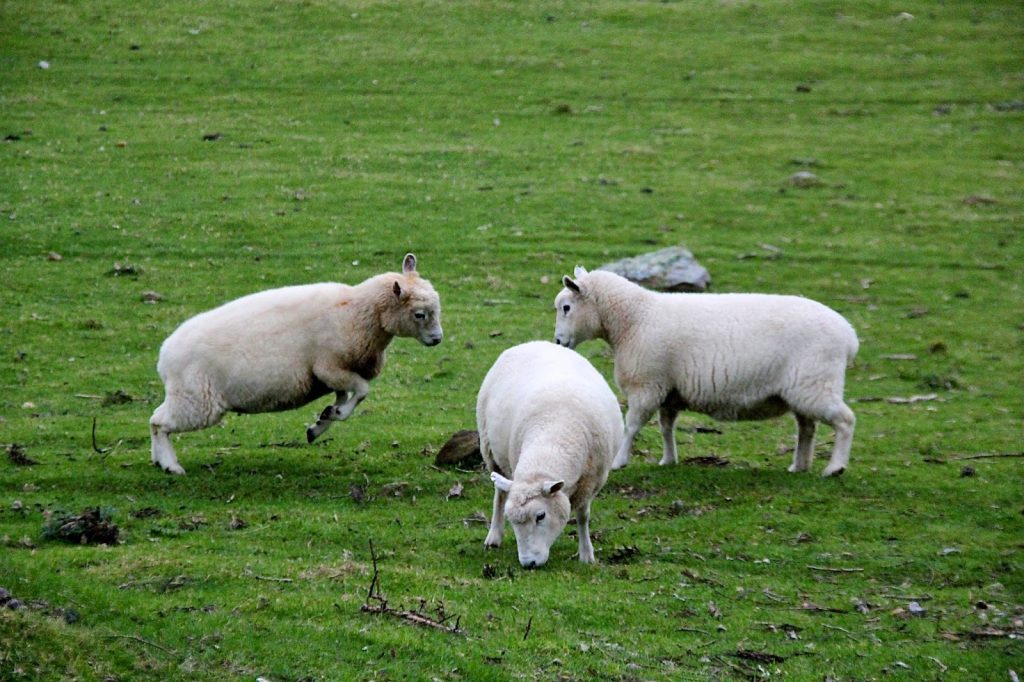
[484,486,507,548]
[789,414,816,473]
[306,368,370,443]
[612,392,659,470]
[658,406,680,466]
[576,500,595,563]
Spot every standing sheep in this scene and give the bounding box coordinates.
[554,267,858,476]
[149,253,442,474]
[477,341,623,567]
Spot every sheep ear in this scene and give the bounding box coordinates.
[491,471,513,493]
[403,253,417,274]
[542,480,565,496]
[573,265,588,278]
[393,281,402,299]
[563,276,581,294]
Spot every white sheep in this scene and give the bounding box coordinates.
[477,341,623,567]
[149,253,442,474]
[554,267,858,476]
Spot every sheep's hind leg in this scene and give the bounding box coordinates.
[306,371,370,443]
[576,500,595,563]
[821,403,855,477]
[788,414,816,473]
[484,486,507,548]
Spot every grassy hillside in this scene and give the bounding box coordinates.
[1,1,1021,679]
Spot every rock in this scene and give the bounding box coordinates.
[435,430,482,468]
[789,171,823,188]
[598,246,711,292]
[0,587,10,604]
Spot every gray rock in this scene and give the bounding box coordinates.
[789,171,823,188]
[598,246,710,292]
[435,430,482,468]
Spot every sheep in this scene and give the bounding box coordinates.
[149,253,442,475]
[553,267,858,477]
[477,341,623,567]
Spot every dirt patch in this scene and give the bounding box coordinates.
[42,507,120,545]
[5,443,38,466]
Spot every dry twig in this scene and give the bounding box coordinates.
[949,451,1023,462]
[105,634,176,657]
[91,417,123,456]
[806,565,864,573]
[360,539,462,634]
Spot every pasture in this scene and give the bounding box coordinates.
[2,1,1022,679]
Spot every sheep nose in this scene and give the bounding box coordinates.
[427,334,443,346]
[524,560,538,569]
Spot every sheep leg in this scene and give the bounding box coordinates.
[788,414,816,473]
[576,500,595,563]
[612,394,659,469]
[306,370,370,443]
[821,403,855,477]
[149,395,224,476]
[658,406,680,466]
[484,487,507,548]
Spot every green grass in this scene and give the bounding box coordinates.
[2,0,1022,679]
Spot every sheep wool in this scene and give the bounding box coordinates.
[477,341,623,567]
[554,267,858,476]
[149,253,442,474]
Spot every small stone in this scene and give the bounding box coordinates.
[789,171,823,188]
[141,290,163,304]
[6,599,23,610]
[38,60,50,70]
[0,587,10,603]
[46,252,63,261]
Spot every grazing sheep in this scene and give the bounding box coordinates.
[477,341,623,567]
[554,267,858,476]
[149,254,442,474]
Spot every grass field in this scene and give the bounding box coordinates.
[2,1,1022,680]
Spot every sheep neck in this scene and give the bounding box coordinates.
[590,273,652,351]
[337,275,399,378]
[514,432,584,492]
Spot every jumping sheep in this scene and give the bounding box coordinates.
[554,267,858,476]
[477,341,623,567]
[149,253,442,474]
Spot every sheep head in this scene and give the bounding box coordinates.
[385,253,443,346]
[491,472,571,568]
[553,266,600,349]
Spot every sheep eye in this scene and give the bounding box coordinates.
[414,311,426,320]
[562,304,570,314]
[536,512,546,523]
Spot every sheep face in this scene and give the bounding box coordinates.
[493,474,571,568]
[385,254,444,346]
[553,272,600,349]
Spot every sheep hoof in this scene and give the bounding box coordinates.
[822,465,846,477]
[162,463,186,475]
[306,427,318,443]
